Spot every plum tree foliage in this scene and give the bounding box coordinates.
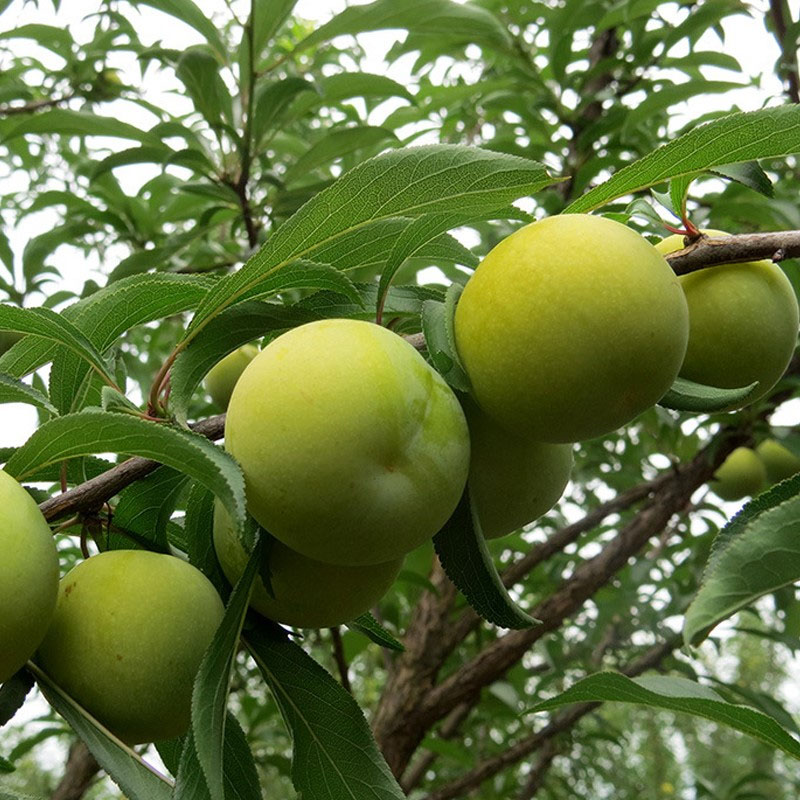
[1,0,800,799]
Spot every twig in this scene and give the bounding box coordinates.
[768,0,800,104]
[0,93,76,118]
[330,626,352,694]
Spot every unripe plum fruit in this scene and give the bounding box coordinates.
[204,344,259,410]
[454,214,689,444]
[755,439,800,484]
[710,447,766,501]
[213,503,402,628]
[465,404,572,539]
[37,550,224,744]
[0,470,59,683]
[656,231,799,408]
[225,319,470,566]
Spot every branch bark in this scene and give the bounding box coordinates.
[768,0,800,104]
[51,740,101,800]
[0,93,76,118]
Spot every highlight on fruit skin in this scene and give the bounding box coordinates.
[454,213,690,444]
[36,550,224,744]
[709,447,767,502]
[225,318,471,567]
[755,439,800,484]
[0,469,60,684]
[213,503,403,628]
[204,343,259,410]
[656,230,799,410]
[465,402,573,539]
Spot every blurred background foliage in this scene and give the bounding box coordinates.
[1,0,800,798]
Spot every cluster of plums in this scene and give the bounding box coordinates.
[2,214,798,745]
[711,439,800,501]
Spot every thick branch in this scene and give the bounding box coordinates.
[51,740,101,800]
[422,636,679,800]
[376,428,744,774]
[38,415,226,522]
[666,231,800,275]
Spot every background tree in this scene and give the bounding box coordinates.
[1,1,800,799]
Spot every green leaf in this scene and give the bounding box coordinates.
[0,670,34,728]
[709,161,774,197]
[0,24,73,59]
[658,377,759,413]
[566,105,800,213]
[111,467,189,553]
[296,0,512,54]
[253,77,317,145]
[1,110,161,146]
[0,373,57,415]
[622,81,744,136]
[184,483,230,598]
[421,299,470,393]
[346,612,405,652]
[186,145,556,340]
[190,536,264,800]
[173,713,261,800]
[684,473,800,646]
[136,0,227,62]
[5,412,245,534]
[245,622,406,800]
[0,305,116,388]
[283,126,397,184]
[433,492,538,630]
[528,672,800,760]
[176,49,233,128]
[27,663,174,800]
[253,0,296,55]
[319,73,414,104]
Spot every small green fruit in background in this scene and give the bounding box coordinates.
[213,503,403,628]
[465,403,572,539]
[37,550,224,743]
[454,214,689,443]
[204,344,259,410]
[755,439,800,484]
[0,470,59,684]
[710,447,767,501]
[656,231,799,409]
[225,319,470,566]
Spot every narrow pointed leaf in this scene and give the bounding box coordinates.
[186,145,555,340]
[245,622,405,800]
[190,536,264,800]
[346,613,404,652]
[0,671,34,728]
[0,373,56,414]
[433,492,538,630]
[5,412,245,533]
[529,672,800,759]
[658,377,759,412]
[2,110,161,146]
[28,663,174,800]
[684,474,800,645]
[566,105,800,213]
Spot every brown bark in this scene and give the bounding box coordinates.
[51,740,101,800]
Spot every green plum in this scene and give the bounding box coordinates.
[204,344,259,410]
[0,470,59,684]
[213,503,402,627]
[37,550,224,743]
[454,214,689,443]
[656,231,799,408]
[755,439,800,484]
[465,403,572,539]
[225,319,470,566]
[710,447,766,501]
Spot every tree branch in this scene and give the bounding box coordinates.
[667,230,800,275]
[768,0,800,104]
[422,636,680,800]
[0,93,76,118]
[38,415,226,522]
[51,740,101,800]
[330,626,352,694]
